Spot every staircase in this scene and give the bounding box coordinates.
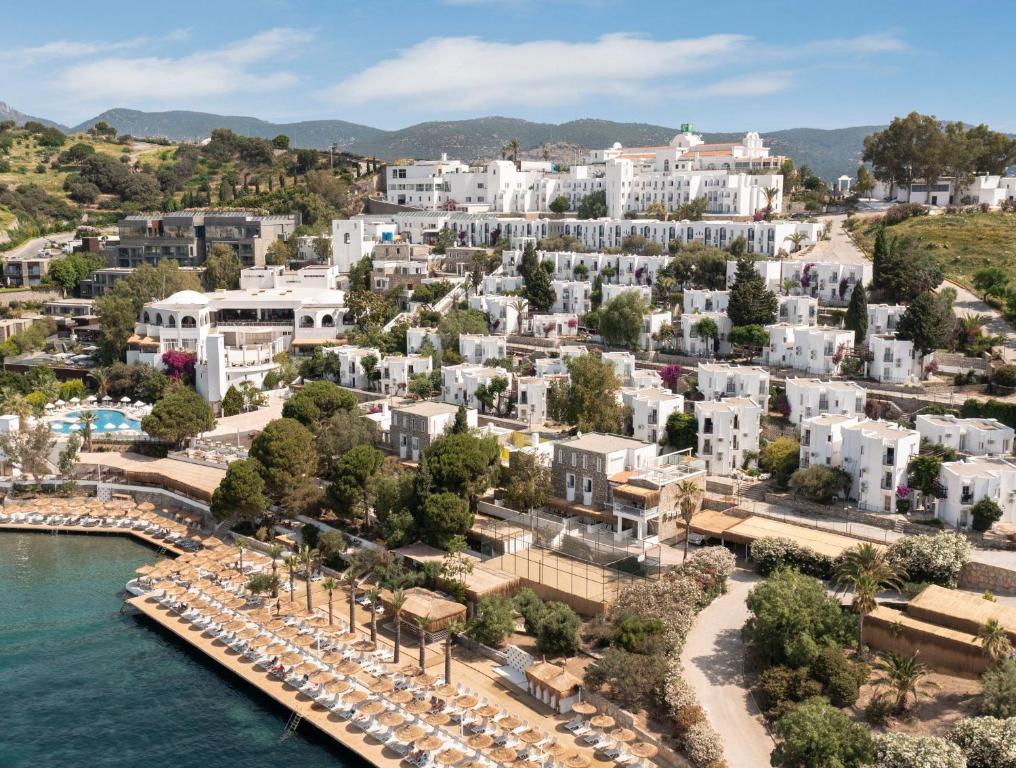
[280,711,303,741]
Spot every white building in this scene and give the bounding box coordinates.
[681,312,732,357]
[516,374,568,426]
[869,334,925,384]
[527,313,579,339]
[726,259,784,291]
[795,262,872,304]
[874,174,1016,208]
[866,304,906,339]
[380,354,433,396]
[784,378,867,427]
[551,280,593,315]
[441,363,513,411]
[694,398,761,476]
[641,311,673,351]
[777,295,819,326]
[764,324,855,375]
[406,327,442,356]
[800,414,861,470]
[697,363,771,411]
[683,289,729,315]
[601,283,652,306]
[840,420,921,512]
[331,219,398,273]
[325,345,380,391]
[915,415,1015,456]
[623,387,684,445]
[534,346,587,376]
[458,334,507,365]
[468,294,524,334]
[934,456,1016,529]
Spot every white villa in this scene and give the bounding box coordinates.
[694,398,761,476]
[840,420,921,512]
[784,378,867,427]
[915,415,1015,456]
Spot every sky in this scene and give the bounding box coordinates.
[2,0,1013,132]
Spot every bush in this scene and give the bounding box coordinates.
[759,437,801,486]
[758,665,822,719]
[810,647,867,707]
[873,732,966,768]
[971,497,1003,532]
[612,615,666,653]
[584,647,669,711]
[750,536,836,579]
[673,704,706,734]
[683,721,725,768]
[513,587,545,633]
[771,697,874,768]
[678,546,736,606]
[883,203,928,226]
[887,532,971,587]
[300,523,320,549]
[981,660,1016,718]
[947,716,1016,768]
[467,595,515,647]
[788,465,852,503]
[317,530,347,569]
[535,601,581,656]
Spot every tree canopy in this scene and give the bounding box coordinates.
[211,459,269,527]
[518,241,556,313]
[598,292,648,350]
[140,385,214,446]
[896,291,956,355]
[248,418,318,502]
[547,354,624,433]
[282,380,358,430]
[728,257,778,327]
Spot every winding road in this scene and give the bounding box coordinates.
[680,568,773,768]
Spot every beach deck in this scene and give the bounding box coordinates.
[0,522,191,556]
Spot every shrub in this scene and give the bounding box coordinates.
[664,668,698,712]
[947,716,1016,768]
[678,546,736,606]
[887,532,971,587]
[788,465,852,502]
[683,721,725,768]
[759,437,801,486]
[971,497,1003,533]
[673,704,706,734]
[300,523,320,549]
[873,732,966,768]
[758,665,822,719]
[513,587,545,633]
[810,647,867,707]
[750,536,836,579]
[613,615,666,653]
[981,660,1016,718]
[535,601,581,656]
[772,697,873,768]
[883,203,928,226]
[584,648,669,711]
[317,531,347,569]
[467,595,515,647]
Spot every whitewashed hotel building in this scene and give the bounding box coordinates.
[840,420,920,512]
[784,378,867,427]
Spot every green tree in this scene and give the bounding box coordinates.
[728,257,778,327]
[976,618,1014,663]
[759,437,801,487]
[327,444,384,528]
[788,465,852,502]
[248,418,317,503]
[676,478,703,560]
[694,316,720,354]
[844,283,868,343]
[872,651,934,713]
[518,241,555,312]
[501,451,550,513]
[467,595,515,647]
[907,453,943,499]
[282,380,357,430]
[876,240,944,303]
[437,309,489,351]
[420,492,472,549]
[141,386,214,446]
[771,697,874,768]
[727,324,768,358]
[210,459,269,529]
[424,430,499,500]
[221,385,243,417]
[315,410,378,473]
[535,601,581,656]
[598,292,647,350]
[980,659,1016,717]
[973,267,1010,303]
[834,543,906,655]
[202,243,242,290]
[576,190,607,219]
[664,411,697,450]
[546,354,624,433]
[0,421,55,482]
[971,497,1004,533]
[548,195,570,214]
[896,291,955,355]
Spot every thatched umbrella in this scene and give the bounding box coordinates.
[425,711,451,727]
[370,677,394,694]
[377,711,406,729]
[395,724,425,743]
[358,700,386,717]
[404,699,430,715]
[324,680,351,695]
[467,734,494,750]
[590,715,615,730]
[389,690,414,705]
[563,754,590,768]
[609,728,637,744]
[570,702,596,716]
[436,749,466,766]
[628,743,658,760]
[414,735,444,752]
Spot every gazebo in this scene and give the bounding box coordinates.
[380,587,466,634]
[524,661,582,713]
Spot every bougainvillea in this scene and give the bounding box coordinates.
[161,349,197,383]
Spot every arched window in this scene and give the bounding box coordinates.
[181,315,196,328]
[155,313,163,326]
[321,314,334,327]
[143,311,150,323]
[167,316,176,328]
[300,315,315,328]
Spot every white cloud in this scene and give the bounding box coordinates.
[55,28,312,104]
[696,72,794,97]
[0,37,149,65]
[330,33,750,108]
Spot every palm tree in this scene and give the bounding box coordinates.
[506,138,520,167]
[762,186,779,212]
[872,651,935,713]
[977,618,1014,663]
[675,480,703,560]
[299,544,317,611]
[283,555,298,606]
[392,588,408,664]
[834,543,906,655]
[784,232,807,253]
[89,367,109,398]
[268,543,283,598]
[444,619,465,686]
[321,577,339,626]
[78,409,97,452]
[417,614,432,670]
[781,279,797,297]
[367,586,381,643]
[343,566,361,632]
[236,538,248,574]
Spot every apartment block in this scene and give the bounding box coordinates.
[694,398,762,476]
[622,387,684,444]
[840,420,920,512]
[800,414,861,469]
[934,456,1016,529]
[784,378,867,427]
[915,414,1015,456]
[551,433,657,509]
[697,363,771,411]
[390,401,477,461]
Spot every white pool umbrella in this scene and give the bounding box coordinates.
[133,400,145,408]
[86,395,97,402]
[70,397,81,404]
[69,424,81,431]
[44,403,55,410]
[120,396,131,404]
[102,395,112,402]
[55,399,66,407]
[119,422,131,430]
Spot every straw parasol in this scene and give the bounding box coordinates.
[265,643,289,657]
[517,762,543,768]
[321,651,346,665]
[461,761,487,768]
[488,746,518,764]
[609,728,637,744]
[434,683,457,698]
[570,702,596,716]
[294,661,320,675]
[629,743,658,760]
[224,597,247,610]
[590,715,615,730]
[334,631,359,644]
[222,619,248,633]
[236,627,261,640]
[292,635,317,648]
[405,699,430,715]
[308,670,333,684]
[415,736,444,752]
[274,627,300,640]
[354,639,377,652]
[359,700,386,717]
[280,652,304,666]
[497,715,522,731]
[324,679,351,695]
[468,734,495,750]
[454,694,478,709]
[336,660,361,675]
[370,677,395,694]
[304,615,331,628]
[389,690,414,705]
[518,730,544,745]
[542,742,567,757]
[475,704,499,719]
[436,749,466,766]
[265,619,287,631]
[377,711,406,729]
[396,724,425,743]
[425,711,451,726]
[563,755,590,768]
[343,689,369,705]
[416,673,439,687]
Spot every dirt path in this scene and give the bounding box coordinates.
[680,568,772,768]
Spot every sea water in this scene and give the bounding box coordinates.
[0,533,361,767]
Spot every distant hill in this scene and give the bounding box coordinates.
[0,101,68,131]
[3,100,886,178]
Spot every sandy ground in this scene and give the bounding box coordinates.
[852,670,981,736]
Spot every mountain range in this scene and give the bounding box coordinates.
[4,102,882,180]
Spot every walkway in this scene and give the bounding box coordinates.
[202,391,286,439]
[680,568,771,768]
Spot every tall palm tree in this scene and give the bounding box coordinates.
[444,619,465,686]
[367,586,381,643]
[834,543,906,655]
[392,588,407,664]
[89,367,109,398]
[283,555,298,606]
[236,538,248,574]
[78,409,97,452]
[343,566,361,633]
[977,618,1014,663]
[506,138,520,166]
[417,614,432,670]
[872,651,935,713]
[675,480,703,560]
[321,577,339,626]
[299,544,317,611]
[267,543,283,598]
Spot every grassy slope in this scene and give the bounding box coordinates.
[855,211,1016,288]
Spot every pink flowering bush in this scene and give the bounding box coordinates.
[162,349,197,383]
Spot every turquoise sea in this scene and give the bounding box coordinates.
[0,532,359,768]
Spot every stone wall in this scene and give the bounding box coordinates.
[959,560,1016,596]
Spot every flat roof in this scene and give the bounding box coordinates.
[394,401,461,417]
[560,433,650,454]
[691,511,881,559]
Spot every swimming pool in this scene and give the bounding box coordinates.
[49,409,143,434]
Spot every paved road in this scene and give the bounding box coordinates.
[3,230,76,260]
[681,568,772,768]
[807,214,867,264]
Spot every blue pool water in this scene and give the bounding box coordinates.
[0,533,358,768]
[49,408,142,434]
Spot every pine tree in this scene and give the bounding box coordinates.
[872,225,889,289]
[519,242,555,312]
[728,257,778,327]
[844,283,869,343]
[451,405,470,434]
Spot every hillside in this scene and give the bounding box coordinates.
[0,101,69,131]
[854,210,1016,287]
[63,107,884,179]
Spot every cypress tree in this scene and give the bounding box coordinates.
[519,241,555,312]
[728,257,778,327]
[872,225,888,288]
[844,282,868,343]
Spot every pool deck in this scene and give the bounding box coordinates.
[0,522,189,556]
